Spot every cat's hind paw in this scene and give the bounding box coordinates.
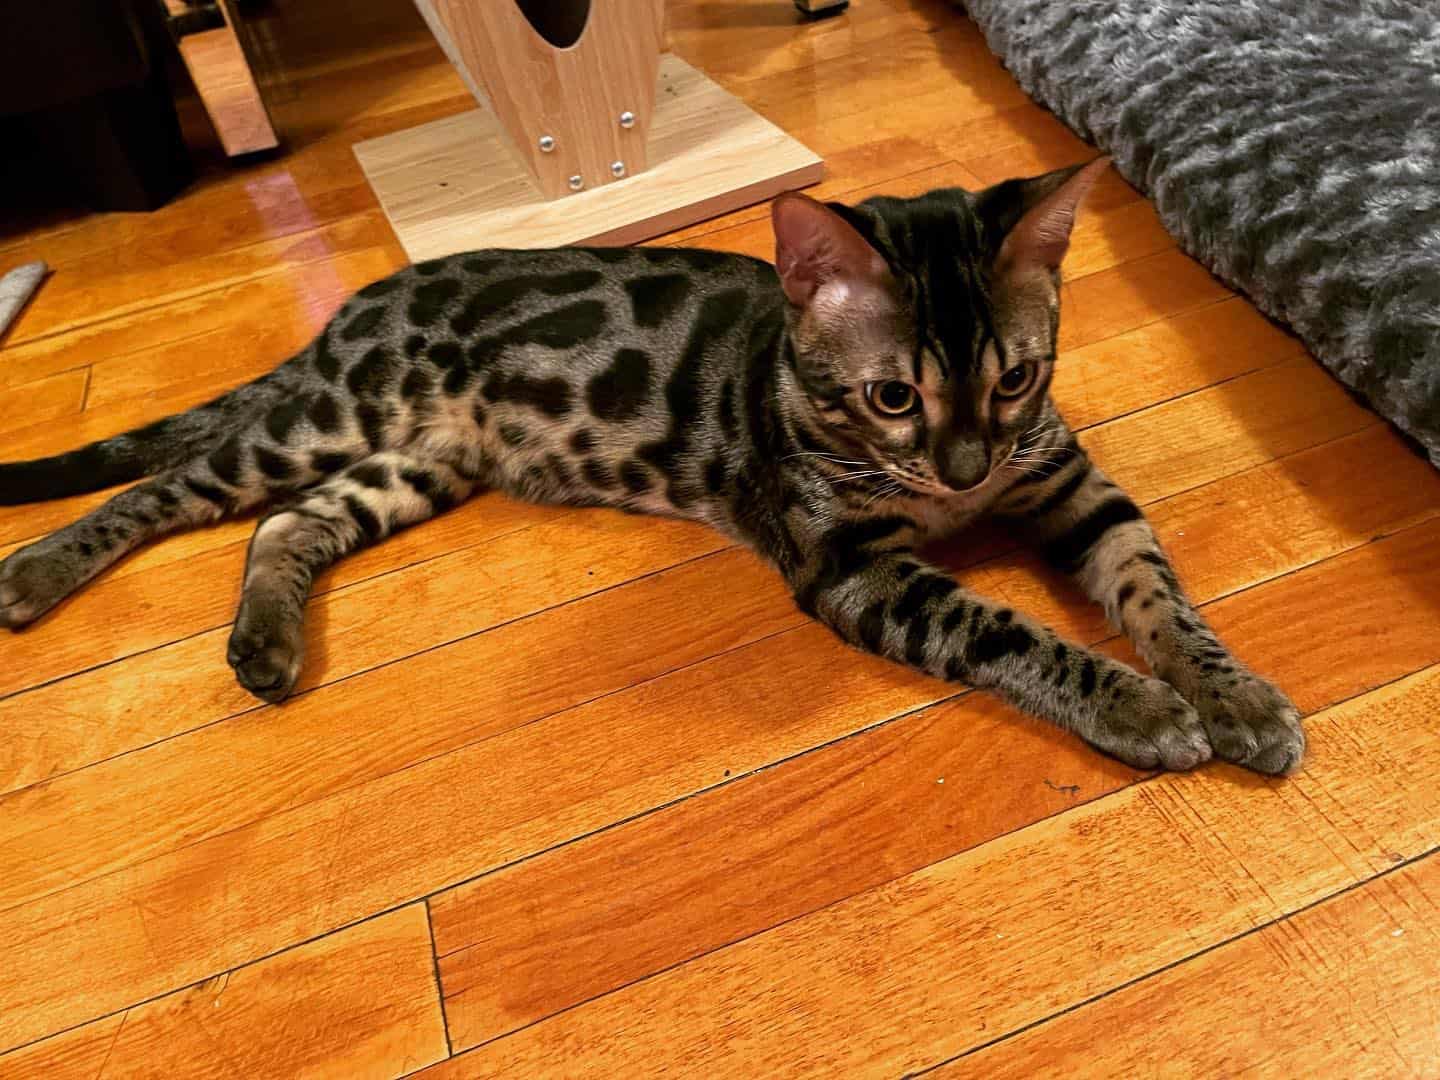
[0,542,78,629]
[227,623,303,703]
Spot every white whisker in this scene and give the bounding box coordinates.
[781,451,869,467]
[861,480,904,510]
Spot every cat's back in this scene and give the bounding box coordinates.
[330,245,776,383]
[382,244,774,321]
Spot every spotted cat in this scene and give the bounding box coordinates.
[0,159,1304,775]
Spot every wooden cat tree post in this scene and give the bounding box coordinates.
[354,0,825,262]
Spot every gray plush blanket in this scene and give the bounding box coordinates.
[961,0,1440,466]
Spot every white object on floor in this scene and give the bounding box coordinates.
[0,261,47,339]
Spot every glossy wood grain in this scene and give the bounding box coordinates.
[2,0,1436,1074]
[417,659,1440,1077]
[0,905,448,1079]
[428,514,1440,1051]
[4,506,1436,1051]
[938,844,1440,1078]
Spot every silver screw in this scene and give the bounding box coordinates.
[610,161,626,178]
[538,135,556,153]
[568,174,584,191]
[619,111,635,129]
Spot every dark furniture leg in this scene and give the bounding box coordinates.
[38,68,194,212]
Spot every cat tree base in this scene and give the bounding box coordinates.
[353,55,823,262]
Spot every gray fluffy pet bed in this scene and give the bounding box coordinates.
[960,0,1440,466]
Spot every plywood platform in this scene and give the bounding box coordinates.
[354,54,824,260]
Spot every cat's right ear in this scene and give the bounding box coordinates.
[771,193,890,307]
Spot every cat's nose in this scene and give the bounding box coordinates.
[936,438,990,492]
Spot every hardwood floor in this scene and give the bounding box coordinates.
[2,1,1438,1075]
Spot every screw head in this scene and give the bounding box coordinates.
[610,161,626,178]
[538,135,556,153]
[568,174,584,191]
[619,111,636,129]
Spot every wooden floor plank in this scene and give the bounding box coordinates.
[430,688,1142,1052]
[0,494,547,793]
[1077,355,1373,504]
[5,508,1435,1053]
[6,210,394,348]
[0,904,447,1079]
[1057,197,1176,280]
[1054,296,1307,431]
[670,0,938,68]
[927,101,1097,167]
[746,23,1032,135]
[692,8,942,86]
[939,851,1440,1078]
[415,662,1440,1078]
[1139,424,1440,604]
[0,514,732,899]
[0,624,927,1051]
[1059,248,1230,353]
[428,512,1440,1049]
[0,368,87,435]
[0,246,398,398]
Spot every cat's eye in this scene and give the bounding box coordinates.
[994,363,1035,399]
[867,380,919,416]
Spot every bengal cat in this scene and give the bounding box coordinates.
[0,158,1304,775]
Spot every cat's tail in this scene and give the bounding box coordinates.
[0,365,300,506]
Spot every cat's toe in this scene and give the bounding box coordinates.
[1200,675,1305,777]
[1248,729,1305,776]
[1144,699,1212,772]
[227,629,302,703]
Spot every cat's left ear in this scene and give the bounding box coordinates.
[994,156,1110,277]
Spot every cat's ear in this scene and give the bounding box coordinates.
[994,156,1110,276]
[771,193,891,307]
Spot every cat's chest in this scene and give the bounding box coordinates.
[897,488,998,541]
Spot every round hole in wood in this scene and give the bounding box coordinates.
[513,0,590,49]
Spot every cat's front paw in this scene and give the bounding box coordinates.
[1085,674,1212,772]
[0,541,79,629]
[1193,670,1304,776]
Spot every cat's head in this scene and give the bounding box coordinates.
[771,158,1107,495]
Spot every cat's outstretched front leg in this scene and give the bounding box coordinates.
[1002,444,1304,775]
[789,517,1211,771]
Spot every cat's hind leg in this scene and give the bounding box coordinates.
[0,462,268,629]
[227,451,475,701]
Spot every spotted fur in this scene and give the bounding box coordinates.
[0,160,1303,775]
